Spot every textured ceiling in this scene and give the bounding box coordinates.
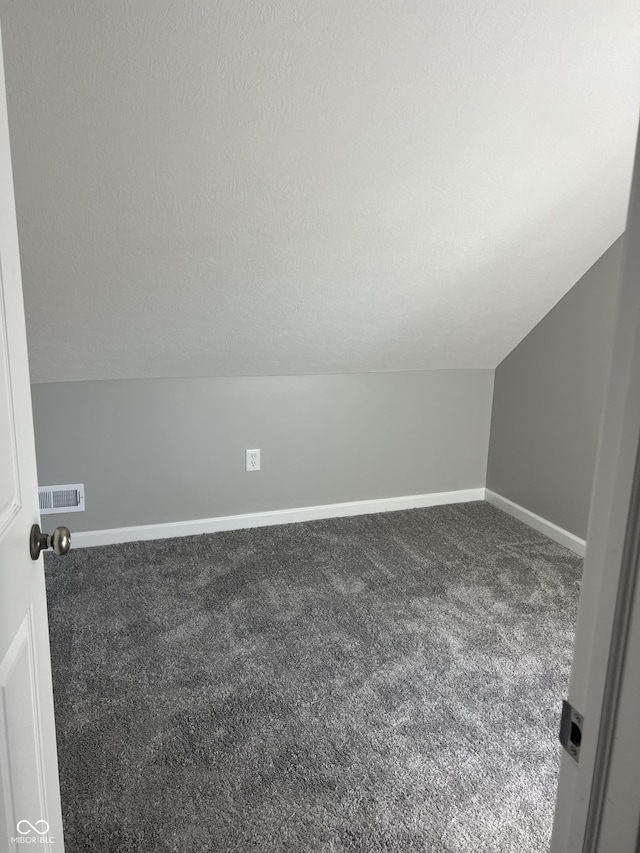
[1,0,638,383]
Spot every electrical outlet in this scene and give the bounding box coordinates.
[246,449,261,471]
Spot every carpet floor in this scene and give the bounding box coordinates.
[45,501,582,852]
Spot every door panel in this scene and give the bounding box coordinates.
[0,276,20,533]
[0,611,48,841]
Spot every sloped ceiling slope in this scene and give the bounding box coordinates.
[1,0,638,383]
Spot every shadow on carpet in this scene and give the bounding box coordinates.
[45,501,582,852]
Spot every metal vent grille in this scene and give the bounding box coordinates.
[38,484,85,515]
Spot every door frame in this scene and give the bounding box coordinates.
[551,118,640,852]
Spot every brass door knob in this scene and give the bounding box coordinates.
[30,524,71,560]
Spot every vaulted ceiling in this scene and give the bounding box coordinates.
[1,0,638,383]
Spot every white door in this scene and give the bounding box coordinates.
[550,122,640,851]
[0,23,64,853]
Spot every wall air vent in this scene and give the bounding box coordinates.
[38,484,85,515]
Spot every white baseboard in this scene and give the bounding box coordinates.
[484,490,586,556]
[71,488,486,549]
[70,488,587,555]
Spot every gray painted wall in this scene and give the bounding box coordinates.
[32,371,494,533]
[486,238,624,540]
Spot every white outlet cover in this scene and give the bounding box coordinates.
[245,449,261,471]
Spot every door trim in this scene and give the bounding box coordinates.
[582,431,640,849]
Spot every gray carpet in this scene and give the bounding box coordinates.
[45,501,582,852]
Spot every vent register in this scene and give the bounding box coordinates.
[38,483,85,515]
